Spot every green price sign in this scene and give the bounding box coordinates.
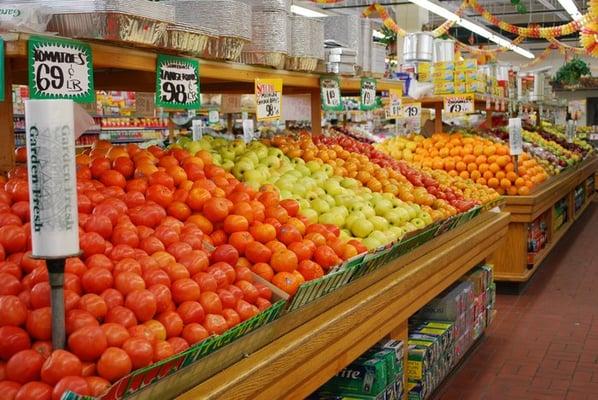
[27,36,95,103]
[320,76,342,112]
[155,54,200,109]
[360,77,377,111]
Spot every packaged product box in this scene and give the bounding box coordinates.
[374,340,404,399]
[432,70,454,82]
[434,82,454,94]
[466,82,483,94]
[361,349,399,400]
[418,62,431,82]
[418,71,431,82]
[454,82,466,94]
[433,61,454,71]
[455,59,477,71]
[454,71,466,82]
[416,281,473,321]
[465,71,478,82]
[319,356,389,398]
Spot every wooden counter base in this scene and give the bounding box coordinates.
[493,157,598,282]
[140,211,509,400]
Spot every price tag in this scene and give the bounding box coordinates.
[255,78,282,121]
[242,119,254,143]
[402,103,421,119]
[320,77,342,112]
[508,117,522,155]
[0,38,4,102]
[155,54,200,109]
[191,119,203,141]
[360,78,377,111]
[208,110,219,124]
[387,88,402,118]
[28,36,95,102]
[443,94,474,115]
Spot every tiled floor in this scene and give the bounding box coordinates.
[433,202,598,400]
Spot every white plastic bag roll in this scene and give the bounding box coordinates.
[25,99,80,258]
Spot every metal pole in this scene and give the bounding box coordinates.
[47,258,66,350]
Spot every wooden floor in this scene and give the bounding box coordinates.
[433,201,598,400]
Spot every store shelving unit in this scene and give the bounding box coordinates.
[491,156,598,282]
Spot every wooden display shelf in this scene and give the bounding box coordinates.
[116,211,509,400]
[491,157,598,282]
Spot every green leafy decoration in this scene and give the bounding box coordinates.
[554,58,591,85]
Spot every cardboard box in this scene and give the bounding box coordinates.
[432,70,454,82]
[320,356,389,397]
[433,61,454,71]
[465,71,478,81]
[434,82,454,94]
[455,59,477,71]
[454,71,466,82]
[454,82,466,94]
[418,71,431,82]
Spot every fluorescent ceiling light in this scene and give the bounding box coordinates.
[406,0,535,59]
[556,0,582,20]
[290,4,327,18]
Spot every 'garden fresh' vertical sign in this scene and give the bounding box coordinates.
[28,36,94,103]
[155,54,200,109]
[360,78,377,111]
[255,78,282,121]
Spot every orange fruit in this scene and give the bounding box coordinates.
[487,178,499,188]
[478,163,489,174]
[507,186,518,195]
[506,171,517,182]
[272,272,300,295]
[483,146,496,156]
[475,155,487,165]
[518,186,530,195]
[444,160,455,171]
[495,171,506,180]
[476,177,487,186]
[473,145,484,156]
[483,171,494,180]
[505,163,515,173]
[514,177,525,187]
[467,163,477,172]
[448,170,458,177]
[489,163,500,173]
[455,161,467,172]
[500,178,512,188]
[459,171,469,179]
[496,146,508,155]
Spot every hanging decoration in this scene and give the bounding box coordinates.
[581,1,598,57]
[453,35,525,54]
[468,0,586,38]
[546,37,587,56]
[519,47,553,68]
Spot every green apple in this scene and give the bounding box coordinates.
[388,226,405,240]
[268,148,284,159]
[322,164,334,177]
[244,169,264,184]
[340,178,360,189]
[221,160,234,171]
[322,194,336,207]
[411,218,426,230]
[305,191,319,202]
[335,194,353,207]
[262,155,281,169]
[220,148,235,161]
[323,180,343,196]
[311,198,331,214]
[312,171,329,182]
[330,206,349,218]
[231,140,246,154]
[370,216,389,232]
[350,202,367,214]
[301,208,319,224]
[346,211,366,228]
[279,190,293,199]
[340,229,352,241]
[319,211,345,227]
[291,157,305,166]
[306,160,322,173]
[372,198,393,216]
[295,164,310,177]
[361,206,376,218]
[350,219,374,238]
[232,160,254,178]
[420,212,433,225]
[298,199,310,210]
[369,230,388,244]
[403,222,417,232]
[243,151,259,166]
[362,237,381,251]
[385,208,409,226]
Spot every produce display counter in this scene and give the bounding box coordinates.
[492,156,598,282]
[111,211,509,400]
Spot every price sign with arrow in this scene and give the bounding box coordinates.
[28,36,95,103]
[443,94,474,116]
[320,77,342,112]
[155,54,200,109]
[360,78,377,111]
[255,78,282,122]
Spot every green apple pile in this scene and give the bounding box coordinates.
[177,137,433,250]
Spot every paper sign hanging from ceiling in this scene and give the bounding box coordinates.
[28,36,95,103]
[255,78,282,121]
[155,54,200,109]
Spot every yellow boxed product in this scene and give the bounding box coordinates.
[418,62,431,74]
[433,61,454,71]
[419,71,431,82]
[432,70,454,82]
[455,59,477,71]
[466,82,483,93]
[454,81,466,94]
[454,71,466,82]
[465,71,478,81]
[434,81,454,94]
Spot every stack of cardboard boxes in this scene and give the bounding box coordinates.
[417,59,499,96]
[406,264,495,400]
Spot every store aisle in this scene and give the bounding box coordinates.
[434,202,598,400]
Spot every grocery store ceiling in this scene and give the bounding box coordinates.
[313,0,586,46]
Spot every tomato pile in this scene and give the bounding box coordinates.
[0,142,360,399]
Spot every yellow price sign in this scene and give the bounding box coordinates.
[255,78,282,121]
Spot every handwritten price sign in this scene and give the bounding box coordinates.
[387,88,402,118]
[155,54,200,109]
[28,36,94,103]
[255,78,282,122]
[443,94,474,115]
[360,78,377,111]
[320,77,342,112]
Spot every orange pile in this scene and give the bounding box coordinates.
[409,133,548,195]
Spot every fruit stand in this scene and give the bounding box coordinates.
[491,156,598,282]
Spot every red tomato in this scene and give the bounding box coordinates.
[143,320,167,342]
[122,337,153,369]
[148,284,173,314]
[97,347,132,383]
[207,266,228,290]
[255,297,272,312]
[163,262,190,282]
[128,325,155,342]
[112,228,140,248]
[0,381,20,400]
[166,242,192,262]
[182,323,209,345]
[210,244,239,267]
[113,258,142,276]
[80,232,107,258]
[156,311,183,338]
[236,300,259,321]
[152,340,174,362]
[179,250,209,276]
[167,201,191,221]
[86,254,113,271]
[227,285,244,303]
[168,337,189,354]
[143,269,171,287]
[138,254,159,271]
[66,309,99,335]
[78,294,108,320]
[140,235,165,255]
[147,184,174,208]
[84,214,113,239]
[114,271,145,295]
[0,326,30,361]
[81,267,114,295]
[123,191,145,209]
[26,307,51,340]
[217,289,237,309]
[125,290,157,322]
[15,381,52,400]
[199,291,223,315]
[177,301,205,324]
[100,288,124,310]
[64,290,80,312]
[93,202,121,226]
[154,225,179,247]
[223,215,249,234]
[6,349,44,383]
[29,282,50,309]
[171,278,201,304]
[40,350,82,385]
[277,224,302,246]
[126,178,148,194]
[90,157,111,178]
[0,261,20,279]
[65,258,87,277]
[0,295,27,326]
[235,280,260,304]
[222,308,241,328]
[253,283,272,301]
[52,376,90,400]
[193,272,218,293]
[234,266,253,283]
[314,245,340,269]
[101,323,130,348]
[279,199,300,217]
[31,341,52,359]
[105,306,137,328]
[67,326,108,362]
[0,213,21,227]
[0,272,21,295]
[202,198,230,222]
[63,273,82,295]
[113,157,134,179]
[85,376,111,397]
[109,244,136,261]
[245,242,272,264]
[204,314,228,335]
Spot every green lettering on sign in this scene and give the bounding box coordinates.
[27,36,95,103]
[155,54,200,110]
